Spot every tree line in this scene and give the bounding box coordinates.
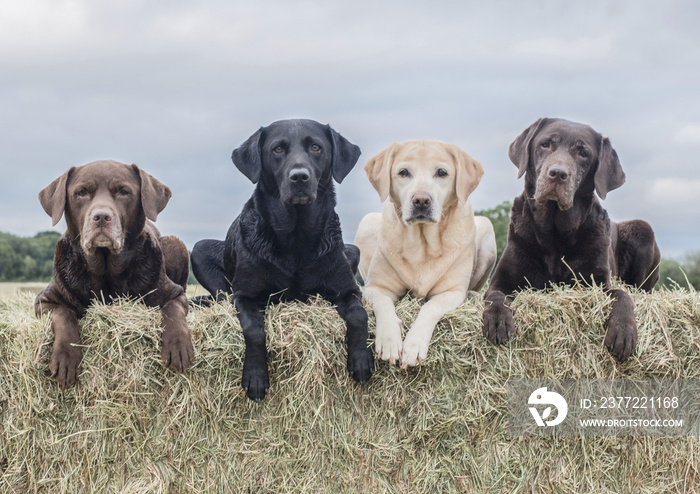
[0,208,697,289]
[0,231,61,281]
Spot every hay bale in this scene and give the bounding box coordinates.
[0,286,698,493]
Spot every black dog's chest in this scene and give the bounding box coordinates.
[249,252,331,303]
[232,205,344,302]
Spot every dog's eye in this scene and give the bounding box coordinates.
[75,188,89,198]
[118,188,130,197]
[578,149,589,158]
[436,168,448,178]
[310,144,321,152]
[398,169,411,178]
[541,141,551,149]
[273,146,284,154]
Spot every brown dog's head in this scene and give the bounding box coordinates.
[39,160,171,255]
[365,140,483,224]
[508,118,626,210]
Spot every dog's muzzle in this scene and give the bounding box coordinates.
[81,207,123,254]
[407,192,435,222]
[288,194,317,205]
[535,163,576,211]
[283,167,317,205]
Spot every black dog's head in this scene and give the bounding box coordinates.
[231,119,361,206]
[509,118,626,210]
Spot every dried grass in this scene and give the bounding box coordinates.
[1,285,699,493]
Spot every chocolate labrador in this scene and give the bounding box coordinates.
[482,118,660,361]
[191,119,374,402]
[36,160,194,387]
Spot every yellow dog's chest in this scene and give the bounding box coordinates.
[381,241,464,299]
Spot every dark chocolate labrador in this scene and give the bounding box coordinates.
[36,160,194,387]
[191,119,374,401]
[482,118,660,361]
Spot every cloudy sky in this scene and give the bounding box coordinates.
[1,0,698,258]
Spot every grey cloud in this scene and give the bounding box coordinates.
[1,0,699,259]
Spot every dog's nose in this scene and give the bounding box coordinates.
[412,192,432,208]
[92,209,113,226]
[547,165,569,182]
[289,168,310,183]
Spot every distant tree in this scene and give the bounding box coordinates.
[679,251,700,290]
[0,237,22,281]
[655,254,700,290]
[188,261,197,286]
[0,231,61,281]
[657,258,684,289]
[474,200,511,263]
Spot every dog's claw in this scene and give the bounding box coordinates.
[347,346,374,384]
[241,362,270,402]
[482,302,515,345]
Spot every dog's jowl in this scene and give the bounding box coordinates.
[191,119,374,401]
[482,118,660,361]
[36,160,194,388]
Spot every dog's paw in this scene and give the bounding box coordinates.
[347,346,374,384]
[400,332,429,368]
[482,302,515,345]
[241,361,269,402]
[374,318,403,364]
[161,333,195,372]
[604,309,638,362]
[49,341,82,388]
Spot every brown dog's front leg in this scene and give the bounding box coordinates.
[482,290,515,344]
[161,293,195,372]
[46,306,83,388]
[604,288,638,362]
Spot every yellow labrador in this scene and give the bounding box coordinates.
[355,140,497,367]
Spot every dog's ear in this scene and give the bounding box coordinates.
[133,164,172,221]
[594,136,625,200]
[232,127,264,184]
[509,118,549,179]
[448,144,484,204]
[327,125,361,184]
[39,168,74,226]
[364,143,397,202]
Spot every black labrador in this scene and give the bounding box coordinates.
[482,118,660,361]
[191,119,374,401]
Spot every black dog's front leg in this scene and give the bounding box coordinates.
[235,296,269,401]
[334,291,374,384]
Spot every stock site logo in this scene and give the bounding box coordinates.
[528,387,568,427]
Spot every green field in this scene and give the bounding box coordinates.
[0,282,47,297]
[0,282,209,299]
